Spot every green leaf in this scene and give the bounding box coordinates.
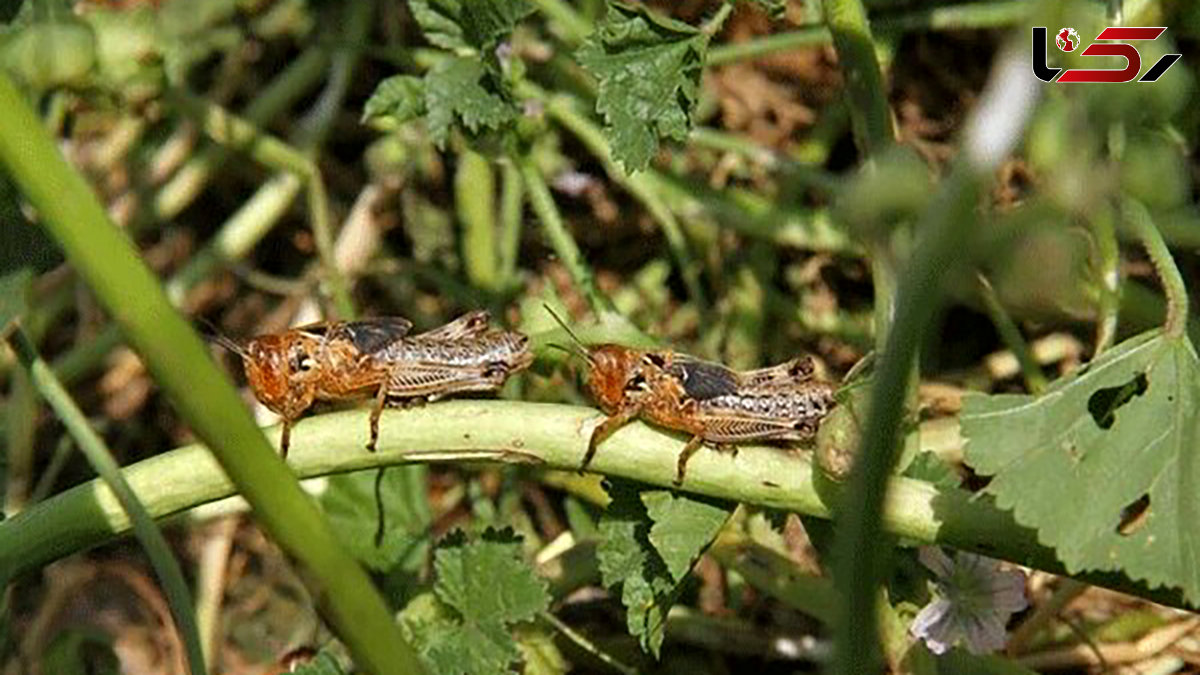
[291,650,348,675]
[408,0,530,52]
[400,528,550,674]
[319,466,432,572]
[903,451,961,490]
[962,330,1200,602]
[434,527,549,625]
[744,0,786,20]
[362,75,426,125]
[643,490,732,582]
[408,0,468,51]
[424,56,518,147]
[576,1,709,172]
[597,480,698,656]
[460,0,533,53]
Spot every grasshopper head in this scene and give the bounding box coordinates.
[241,332,322,421]
[583,344,649,414]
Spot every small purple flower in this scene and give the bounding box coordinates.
[910,547,1028,655]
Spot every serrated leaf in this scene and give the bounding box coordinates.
[596,480,678,656]
[460,0,532,53]
[362,75,426,125]
[962,330,1200,602]
[403,528,549,674]
[434,527,549,625]
[424,56,517,146]
[318,466,431,571]
[408,0,529,52]
[408,0,467,50]
[425,621,522,675]
[290,650,347,675]
[643,490,732,582]
[576,1,709,172]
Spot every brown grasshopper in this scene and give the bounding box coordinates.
[547,307,836,484]
[209,310,532,456]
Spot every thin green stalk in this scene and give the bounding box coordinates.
[307,173,357,319]
[540,94,707,305]
[170,89,315,178]
[518,155,611,314]
[457,149,499,292]
[541,610,636,675]
[499,160,525,289]
[1092,207,1121,355]
[153,47,329,221]
[166,172,304,305]
[5,326,207,675]
[0,401,1188,610]
[977,274,1048,394]
[700,1,734,36]
[0,71,422,675]
[529,0,592,45]
[1123,198,1188,338]
[820,0,894,156]
[708,26,831,66]
[706,2,1030,66]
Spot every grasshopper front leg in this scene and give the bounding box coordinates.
[582,404,641,473]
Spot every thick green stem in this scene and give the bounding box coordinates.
[0,401,1184,610]
[0,71,422,675]
[499,160,525,289]
[6,326,208,675]
[829,44,1039,674]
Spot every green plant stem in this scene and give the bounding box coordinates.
[153,47,329,221]
[529,0,592,45]
[830,42,1039,672]
[167,172,304,304]
[701,1,734,36]
[1123,198,1188,338]
[831,164,981,674]
[1092,207,1121,355]
[819,0,894,156]
[5,326,207,675]
[457,149,499,292]
[518,155,611,314]
[706,1,1031,66]
[540,94,707,305]
[306,173,357,319]
[499,160,525,289]
[977,274,1048,394]
[0,71,422,675]
[0,401,1187,610]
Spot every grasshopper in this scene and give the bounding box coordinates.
[547,307,836,485]
[209,311,532,456]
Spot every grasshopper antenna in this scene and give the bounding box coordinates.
[196,318,247,358]
[542,304,592,362]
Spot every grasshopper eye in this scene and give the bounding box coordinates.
[289,347,316,373]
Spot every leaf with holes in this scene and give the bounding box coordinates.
[961,330,1200,602]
